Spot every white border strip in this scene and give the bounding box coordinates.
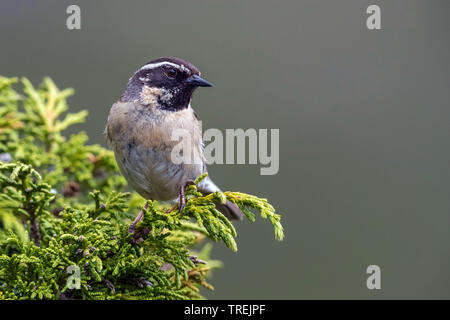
[140,61,189,73]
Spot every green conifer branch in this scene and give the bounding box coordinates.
[0,76,284,300]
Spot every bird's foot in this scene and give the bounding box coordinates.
[164,203,177,214]
[178,180,195,213]
[128,201,148,234]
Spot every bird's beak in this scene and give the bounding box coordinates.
[185,74,213,87]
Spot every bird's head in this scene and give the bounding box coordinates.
[122,57,213,111]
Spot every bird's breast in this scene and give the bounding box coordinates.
[106,101,205,201]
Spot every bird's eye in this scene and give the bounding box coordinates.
[166,68,177,79]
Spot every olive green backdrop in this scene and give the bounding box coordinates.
[1,0,449,299]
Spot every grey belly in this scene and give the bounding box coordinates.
[115,144,203,201]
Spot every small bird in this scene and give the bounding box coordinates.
[106,57,244,229]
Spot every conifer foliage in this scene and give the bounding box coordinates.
[0,76,284,300]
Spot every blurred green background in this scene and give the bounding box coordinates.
[1,0,449,299]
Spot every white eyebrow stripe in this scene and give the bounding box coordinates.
[139,61,189,72]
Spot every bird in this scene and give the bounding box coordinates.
[106,57,244,231]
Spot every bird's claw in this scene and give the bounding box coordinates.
[178,180,195,213]
[128,201,148,234]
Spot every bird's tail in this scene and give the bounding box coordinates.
[197,176,244,221]
[214,200,244,221]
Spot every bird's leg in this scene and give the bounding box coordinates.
[128,201,148,234]
[178,180,195,213]
[164,203,177,214]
